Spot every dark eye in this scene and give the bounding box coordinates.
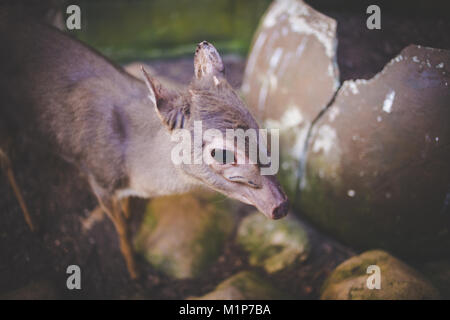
[211,149,235,164]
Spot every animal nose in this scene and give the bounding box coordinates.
[272,200,289,219]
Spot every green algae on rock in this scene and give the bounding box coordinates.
[237,212,309,273]
[134,192,235,279]
[321,250,440,300]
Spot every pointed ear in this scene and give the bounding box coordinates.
[194,41,224,80]
[141,66,190,130]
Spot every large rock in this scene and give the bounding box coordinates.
[134,192,235,279]
[237,212,309,273]
[242,0,339,195]
[321,250,440,300]
[300,45,450,259]
[191,271,287,300]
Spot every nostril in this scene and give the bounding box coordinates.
[272,200,289,220]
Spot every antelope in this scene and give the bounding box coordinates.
[0,10,288,279]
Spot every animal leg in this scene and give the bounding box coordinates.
[81,197,129,232]
[0,149,35,232]
[88,176,138,279]
[80,205,105,232]
[109,197,138,279]
[120,197,130,219]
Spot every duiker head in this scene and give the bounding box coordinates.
[142,41,288,219]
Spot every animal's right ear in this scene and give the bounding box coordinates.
[141,66,190,130]
[194,41,224,80]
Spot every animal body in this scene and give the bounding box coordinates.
[0,10,288,278]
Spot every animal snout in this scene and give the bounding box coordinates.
[271,200,289,219]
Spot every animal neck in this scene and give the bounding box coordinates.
[119,80,200,198]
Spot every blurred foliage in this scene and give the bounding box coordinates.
[70,0,272,62]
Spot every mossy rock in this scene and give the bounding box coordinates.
[321,250,440,300]
[134,191,235,279]
[72,0,272,61]
[299,46,450,260]
[237,212,309,273]
[190,271,288,300]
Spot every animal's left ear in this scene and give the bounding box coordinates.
[141,66,190,130]
[194,41,224,80]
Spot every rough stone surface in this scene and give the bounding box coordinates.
[300,45,450,259]
[321,250,440,300]
[134,191,236,279]
[242,0,339,195]
[237,211,309,273]
[190,271,287,300]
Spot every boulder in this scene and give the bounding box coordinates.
[242,0,339,195]
[134,191,235,279]
[300,45,450,259]
[237,212,309,273]
[191,271,287,300]
[321,250,440,300]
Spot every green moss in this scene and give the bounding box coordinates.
[144,252,176,276]
[237,212,309,273]
[321,250,440,300]
[191,202,234,278]
[133,204,158,253]
[298,160,377,251]
[69,0,272,62]
[277,157,298,201]
[134,192,236,279]
[296,169,337,226]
